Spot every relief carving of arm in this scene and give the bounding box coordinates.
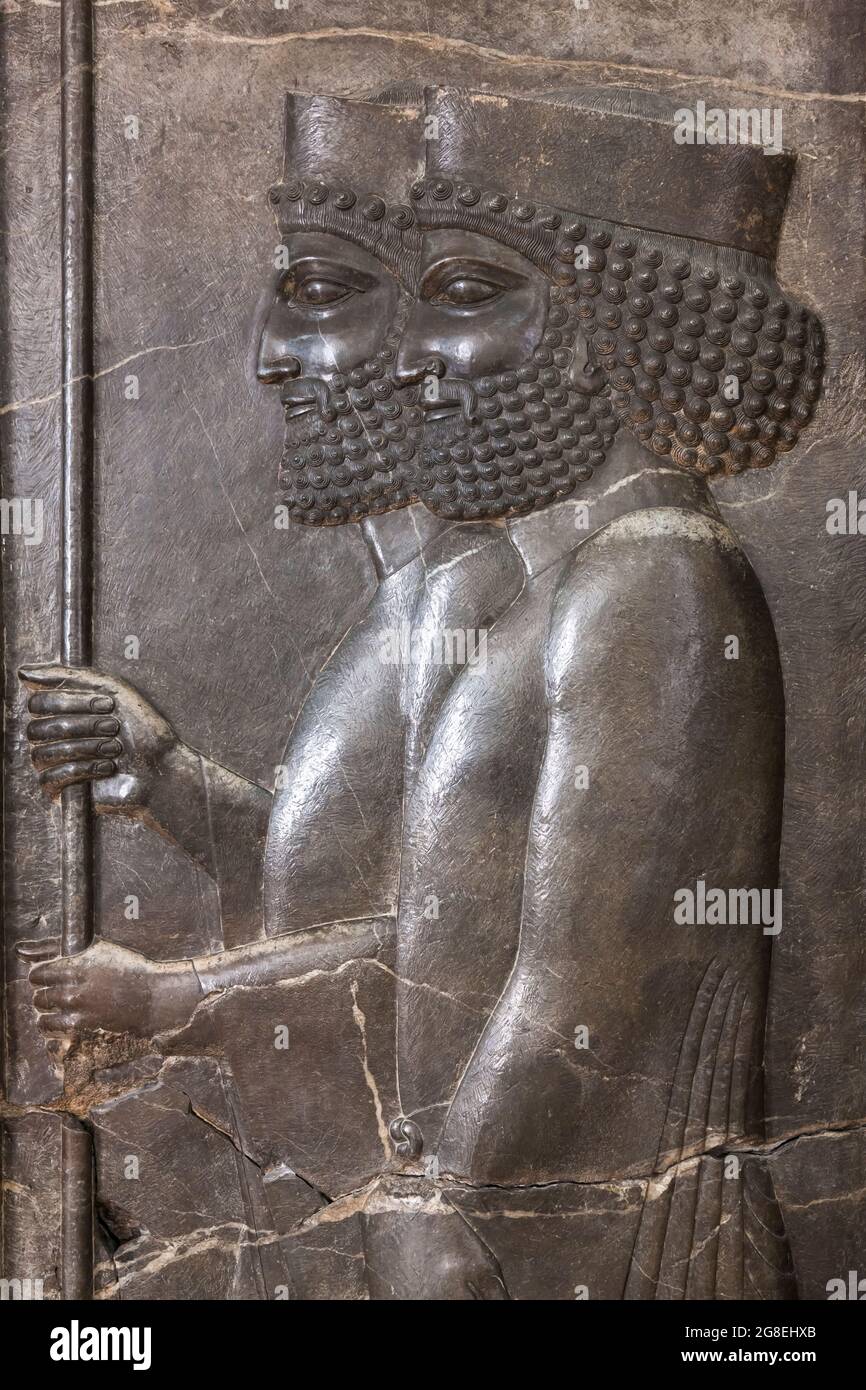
[19,663,271,881]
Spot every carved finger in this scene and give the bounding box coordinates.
[28,714,120,743]
[32,738,123,770]
[27,691,115,717]
[30,958,75,986]
[30,961,83,995]
[32,986,80,1012]
[38,759,116,793]
[37,1010,82,1036]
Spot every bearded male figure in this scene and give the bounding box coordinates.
[19,89,822,1300]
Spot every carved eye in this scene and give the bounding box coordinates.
[292,278,355,306]
[433,276,504,306]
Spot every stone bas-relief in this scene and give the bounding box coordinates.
[15,87,827,1298]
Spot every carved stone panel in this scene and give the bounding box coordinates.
[1,1,864,1303]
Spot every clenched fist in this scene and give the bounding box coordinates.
[19,664,179,815]
[19,938,202,1043]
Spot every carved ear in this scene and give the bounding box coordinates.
[568,322,607,395]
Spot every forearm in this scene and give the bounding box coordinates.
[148,917,392,1042]
[24,919,393,1046]
[190,915,392,994]
[143,741,216,868]
[145,745,271,926]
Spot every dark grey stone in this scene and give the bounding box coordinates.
[2,0,864,1302]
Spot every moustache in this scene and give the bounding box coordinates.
[280,377,334,419]
[428,377,479,425]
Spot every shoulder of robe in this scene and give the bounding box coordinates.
[546,506,777,701]
[412,521,526,612]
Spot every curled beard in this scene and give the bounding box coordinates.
[278,343,422,526]
[415,289,619,521]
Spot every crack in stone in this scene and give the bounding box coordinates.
[0,337,219,415]
[95,1220,285,1293]
[95,22,866,107]
[349,980,392,1162]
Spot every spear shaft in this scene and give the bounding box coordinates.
[59,0,95,1300]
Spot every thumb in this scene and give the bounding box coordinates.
[18,663,108,691]
[16,936,61,963]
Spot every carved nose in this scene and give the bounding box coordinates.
[256,311,302,384]
[394,353,445,388]
[256,352,302,386]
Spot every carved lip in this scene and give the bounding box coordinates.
[283,401,317,420]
